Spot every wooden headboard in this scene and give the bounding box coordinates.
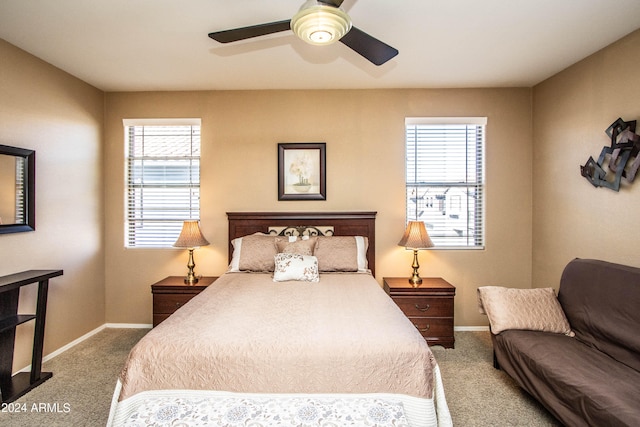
[227,212,377,276]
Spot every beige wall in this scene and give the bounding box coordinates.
[532,29,640,288]
[105,88,533,327]
[9,26,637,357]
[1,24,637,370]
[0,39,105,371]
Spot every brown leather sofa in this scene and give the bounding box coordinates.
[490,259,640,426]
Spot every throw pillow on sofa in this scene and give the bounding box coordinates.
[478,286,574,335]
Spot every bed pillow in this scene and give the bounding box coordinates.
[313,236,368,272]
[477,286,574,335]
[273,253,319,282]
[228,233,278,272]
[275,236,317,256]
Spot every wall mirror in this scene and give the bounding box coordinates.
[0,144,35,234]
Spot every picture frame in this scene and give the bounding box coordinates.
[278,142,326,200]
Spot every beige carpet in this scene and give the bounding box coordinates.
[431,332,560,426]
[4,328,147,427]
[3,329,560,426]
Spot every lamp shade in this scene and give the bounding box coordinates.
[173,220,210,248]
[291,0,352,46]
[398,221,434,250]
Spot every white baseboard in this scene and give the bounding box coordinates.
[16,323,485,374]
[18,324,106,373]
[105,323,153,329]
[17,323,151,374]
[455,326,490,331]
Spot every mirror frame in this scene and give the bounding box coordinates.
[0,144,35,234]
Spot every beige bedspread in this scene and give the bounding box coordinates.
[118,272,438,402]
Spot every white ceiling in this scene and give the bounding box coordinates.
[1,0,639,92]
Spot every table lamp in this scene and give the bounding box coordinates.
[398,221,434,287]
[173,220,210,285]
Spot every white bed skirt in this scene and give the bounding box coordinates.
[107,365,452,427]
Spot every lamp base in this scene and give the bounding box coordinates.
[184,248,199,285]
[408,273,423,287]
[408,249,422,287]
[184,276,199,285]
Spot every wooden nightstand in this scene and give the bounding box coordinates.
[384,277,456,348]
[151,276,217,327]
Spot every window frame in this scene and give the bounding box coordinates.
[404,117,486,250]
[123,118,202,248]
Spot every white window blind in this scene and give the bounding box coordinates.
[124,119,202,248]
[405,117,486,249]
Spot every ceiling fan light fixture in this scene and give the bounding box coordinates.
[291,1,352,46]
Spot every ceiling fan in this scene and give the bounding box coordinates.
[208,0,398,66]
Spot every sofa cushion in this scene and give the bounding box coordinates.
[559,259,640,372]
[477,286,573,335]
[494,330,640,427]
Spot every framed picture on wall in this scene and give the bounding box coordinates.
[278,143,326,200]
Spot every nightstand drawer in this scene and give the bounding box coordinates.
[393,297,453,317]
[153,314,171,326]
[153,294,197,314]
[410,317,454,338]
[151,276,217,327]
[383,277,456,348]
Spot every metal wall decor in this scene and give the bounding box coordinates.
[580,118,640,191]
[268,226,334,237]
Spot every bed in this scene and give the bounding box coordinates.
[108,212,452,426]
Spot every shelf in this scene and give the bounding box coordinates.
[0,315,36,333]
[1,372,52,403]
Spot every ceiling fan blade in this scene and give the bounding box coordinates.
[209,20,291,43]
[318,0,346,7]
[339,26,398,66]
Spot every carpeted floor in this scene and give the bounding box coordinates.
[3,328,147,427]
[430,332,560,426]
[2,329,560,426]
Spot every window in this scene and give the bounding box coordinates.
[124,119,202,248]
[405,117,486,248]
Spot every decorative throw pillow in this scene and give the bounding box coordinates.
[275,236,317,256]
[273,253,319,282]
[228,233,278,272]
[313,236,368,272]
[477,286,574,335]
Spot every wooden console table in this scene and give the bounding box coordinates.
[0,270,62,403]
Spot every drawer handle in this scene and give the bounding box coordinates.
[414,303,430,312]
[175,302,182,308]
[414,323,430,332]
